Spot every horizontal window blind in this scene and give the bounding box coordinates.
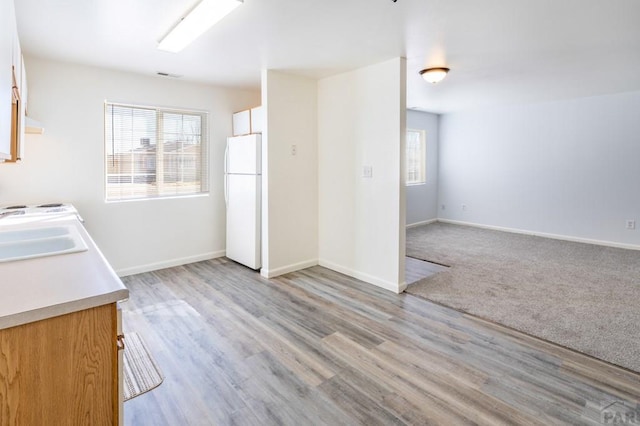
[105,102,209,201]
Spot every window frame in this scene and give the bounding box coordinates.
[104,101,210,202]
[406,128,426,186]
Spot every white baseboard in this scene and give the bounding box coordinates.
[406,218,438,229]
[260,258,318,279]
[116,250,226,277]
[318,259,405,294]
[437,219,640,251]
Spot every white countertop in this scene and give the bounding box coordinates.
[0,214,129,330]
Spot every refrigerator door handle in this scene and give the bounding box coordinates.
[224,142,229,174]
[224,174,228,208]
[224,141,229,209]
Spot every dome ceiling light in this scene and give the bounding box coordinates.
[419,67,450,84]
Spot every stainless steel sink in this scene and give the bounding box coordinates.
[0,225,88,263]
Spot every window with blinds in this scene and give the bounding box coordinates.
[406,129,426,185]
[105,102,209,201]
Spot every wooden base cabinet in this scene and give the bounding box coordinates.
[0,303,121,425]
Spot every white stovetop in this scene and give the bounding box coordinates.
[0,213,129,330]
[0,203,79,222]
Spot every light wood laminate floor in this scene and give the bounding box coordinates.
[121,258,640,425]
[405,256,449,285]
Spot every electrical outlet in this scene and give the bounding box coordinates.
[626,220,636,230]
[362,165,373,178]
[462,204,467,211]
[291,145,297,156]
[441,204,446,210]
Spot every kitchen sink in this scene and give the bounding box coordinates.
[0,225,88,263]
[0,226,70,243]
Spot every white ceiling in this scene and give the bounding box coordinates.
[15,0,640,113]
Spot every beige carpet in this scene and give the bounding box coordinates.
[124,332,164,401]
[406,222,640,372]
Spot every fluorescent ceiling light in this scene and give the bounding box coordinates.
[158,0,243,53]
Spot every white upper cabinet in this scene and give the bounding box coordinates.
[0,0,14,160]
[11,9,21,94]
[250,106,264,134]
[232,106,264,136]
[18,55,26,159]
[232,110,251,136]
[0,0,27,162]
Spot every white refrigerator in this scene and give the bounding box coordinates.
[225,134,261,270]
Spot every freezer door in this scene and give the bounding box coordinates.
[226,174,261,269]
[226,134,261,175]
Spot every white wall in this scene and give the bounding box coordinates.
[0,56,260,274]
[318,57,406,293]
[406,109,439,226]
[438,90,640,247]
[260,70,318,277]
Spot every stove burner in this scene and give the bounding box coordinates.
[37,203,64,208]
[0,210,25,217]
[5,205,27,209]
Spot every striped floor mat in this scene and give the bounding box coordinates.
[123,332,164,401]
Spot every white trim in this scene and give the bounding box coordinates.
[437,219,640,251]
[104,193,210,205]
[260,258,318,278]
[406,218,437,229]
[116,250,226,277]
[318,259,405,294]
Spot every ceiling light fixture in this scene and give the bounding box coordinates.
[419,67,450,84]
[158,0,243,53]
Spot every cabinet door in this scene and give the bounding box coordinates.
[232,110,251,136]
[117,306,124,425]
[20,55,26,113]
[0,304,118,425]
[0,0,14,160]
[250,106,264,133]
[17,55,25,159]
[11,11,21,92]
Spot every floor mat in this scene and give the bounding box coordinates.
[123,332,164,401]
